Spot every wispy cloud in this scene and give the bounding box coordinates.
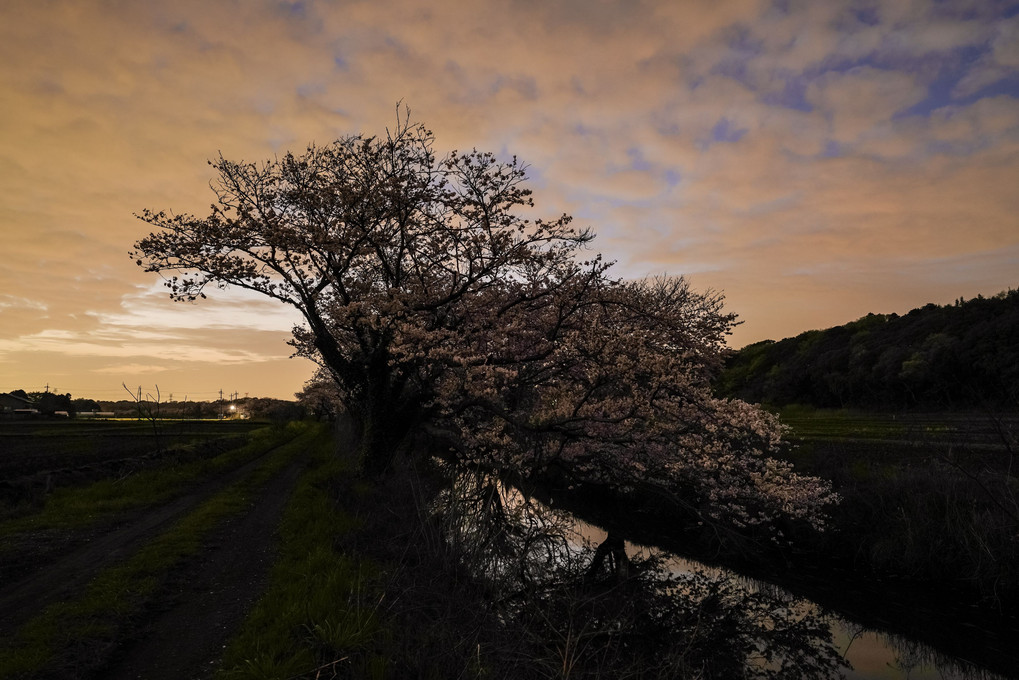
[92,363,172,375]
[1,0,1016,397]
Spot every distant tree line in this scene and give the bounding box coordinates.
[2,389,303,420]
[717,289,1019,410]
[3,389,77,415]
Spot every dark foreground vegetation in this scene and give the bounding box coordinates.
[782,409,1019,605]
[0,420,850,679]
[505,408,1018,677]
[2,417,1016,678]
[0,419,311,676]
[731,410,1017,673]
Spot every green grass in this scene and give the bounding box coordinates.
[775,406,1019,450]
[217,427,389,680]
[218,437,524,679]
[776,405,909,440]
[0,422,319,680]
[770,408,1019,608]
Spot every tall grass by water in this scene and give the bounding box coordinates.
[781,408,1019,608]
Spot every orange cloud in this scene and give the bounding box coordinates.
[1,0,1016,397]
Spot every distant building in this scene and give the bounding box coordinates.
[1,392,34,415]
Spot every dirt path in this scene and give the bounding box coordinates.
[98,459,306,680]
[0,445,287,637]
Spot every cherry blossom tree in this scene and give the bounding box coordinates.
[133,111,837,529]
[295,368,343,421]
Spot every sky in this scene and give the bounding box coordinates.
[1,0,1018,401]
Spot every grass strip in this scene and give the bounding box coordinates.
[216,431,389,680]
[0,423,304,542]
[776,406,910,441]
[0,421,321,680]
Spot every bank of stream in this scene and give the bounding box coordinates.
[436,468,1010,680]
[524,484,1018,680]
[581,524,1011,679]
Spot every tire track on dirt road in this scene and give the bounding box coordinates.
[0,442,293,637]
[99,458,307,680]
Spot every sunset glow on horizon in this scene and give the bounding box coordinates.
[2,0,1017,400]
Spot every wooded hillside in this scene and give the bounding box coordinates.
[717,289,1019,409]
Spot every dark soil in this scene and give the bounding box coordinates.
[97,459,305,680]
[0,446,282,635]
[0,420,261,478]
[0,441,306,680]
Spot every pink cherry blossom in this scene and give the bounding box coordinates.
[134,111,838,530]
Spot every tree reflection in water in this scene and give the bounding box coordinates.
[432,467,848,679]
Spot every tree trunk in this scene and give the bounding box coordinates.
[356,410,405,477]
[320,332,421,476]
[350,378,418,477]
[585,533,630,584]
